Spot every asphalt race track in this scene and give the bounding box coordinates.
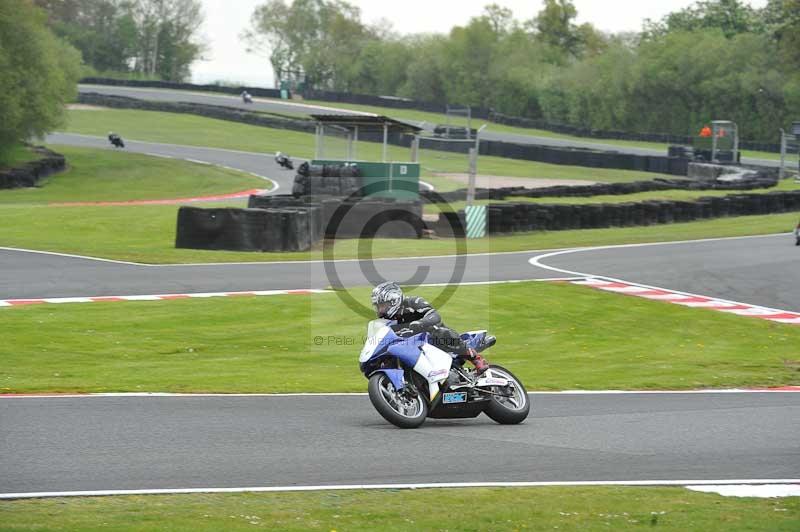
[79,84,370,118]
[2,235,798,313]
[533,235,800,313]
[46,132,296,193]
[2,393,798,495]
[78,84,780,168]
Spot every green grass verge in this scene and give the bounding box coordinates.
[0,146,269,205]
[64,109,670,183]
[2,282,798,394]
[1,487,797,531]
[0,200,795,264]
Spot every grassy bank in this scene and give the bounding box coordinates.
[0,144,39,169]
[1,487,797,531]
[64,109,671,183]
[2,282,798,394]
[0,201,794,264]
[0,146,269,204]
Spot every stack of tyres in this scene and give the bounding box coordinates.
[175,207,267,251]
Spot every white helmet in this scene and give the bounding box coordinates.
[371,282,403,319]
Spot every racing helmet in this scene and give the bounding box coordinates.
[371,282,403,319]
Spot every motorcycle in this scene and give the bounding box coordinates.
[108,134,125,148]
[275,152,294,170]
[359,319,530,429]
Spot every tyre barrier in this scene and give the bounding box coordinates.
[0,147,66,189]
[176,196,425,252]
[484,190,800,235]
[420,171,779,204]
[81,77,287,99]
[175,206,318,252]
[293,163,363,197]
[433,125,478,139]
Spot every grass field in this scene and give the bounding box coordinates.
[64,109,672,184]
[1,486,797,531]
[0,146,269,204]
[2,282,798,394]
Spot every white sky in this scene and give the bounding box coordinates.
[191,0,768,87]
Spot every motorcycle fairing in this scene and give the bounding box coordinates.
[387,335,425,368]
[415,343,454,401]
[369,368,405,391]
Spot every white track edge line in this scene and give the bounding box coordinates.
[2,389,797,399]
[2,232,788,268]
[3,479,799,499]
[529,249,799,317]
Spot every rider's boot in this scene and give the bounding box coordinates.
[467,348,489,375]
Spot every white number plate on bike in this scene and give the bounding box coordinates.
[443,392,467,404]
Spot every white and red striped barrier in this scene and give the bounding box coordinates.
[0,289,329,307]
[568,278,800,326]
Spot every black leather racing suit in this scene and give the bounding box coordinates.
[394,296,469,357]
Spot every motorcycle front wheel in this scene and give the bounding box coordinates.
[368,373,428,429]
[484,365,530,425]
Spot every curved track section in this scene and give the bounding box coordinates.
[0,248,557,300]
[2,393,798,495]
[533,235,800,313]
[47,132,294,193]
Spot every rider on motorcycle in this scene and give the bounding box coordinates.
[371,281,489,374]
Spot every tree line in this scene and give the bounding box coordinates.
[34,0,205,82]
[245,0,800,141]
[0,0,81,163]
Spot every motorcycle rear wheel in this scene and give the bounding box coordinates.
[368,373,428,429]
[484,365,530,425]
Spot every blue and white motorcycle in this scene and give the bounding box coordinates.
[359,319,530,429]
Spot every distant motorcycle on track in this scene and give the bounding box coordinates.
[108,132,125,148]
[359,319,530,428]
[275,152,294,170]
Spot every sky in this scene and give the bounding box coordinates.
[191,0,768,87]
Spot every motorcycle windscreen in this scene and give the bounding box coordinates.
[359,319,394,363]
[415,344,454,401]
